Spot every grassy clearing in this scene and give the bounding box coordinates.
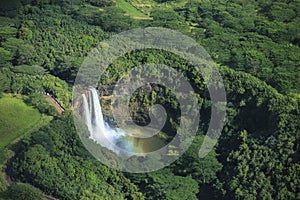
[116,0,148,17]
[126,0,187,15]
[0,95,41,152]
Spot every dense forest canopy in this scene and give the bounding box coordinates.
[0,0,299,199]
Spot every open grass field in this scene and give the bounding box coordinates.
[116,0,148,17]
[126,0,187,15]
[0,95,41,152]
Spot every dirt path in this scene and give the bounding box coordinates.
[2,171,12,184]
[44,194,59,200]
[131,15,152,19]
[44,95,64,116]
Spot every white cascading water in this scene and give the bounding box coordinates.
[82,94,92,134]
[90,88,105,131]
[82,88,133,155]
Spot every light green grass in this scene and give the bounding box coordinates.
[0,95,41,151]
[126,0,187,15]
[116,0,147,16]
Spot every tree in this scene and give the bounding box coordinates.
[0,26,17,42]
[0,0,22,17]
[0,69,11,95]
[5,182,44,200]
[13,43,36,65]
[93,7,135,32]
[0,47,12,66]
[25,93,56,115]
[143,169,199,200]
[88,0,115,7]
[175,135,222,185]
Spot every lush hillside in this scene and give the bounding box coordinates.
[8,66,299,199]
[1,0,298,93]
[0,0,299,199]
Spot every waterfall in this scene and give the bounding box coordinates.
[81,87,132,155]
[82,94,92,134]
[90,88,105,131]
